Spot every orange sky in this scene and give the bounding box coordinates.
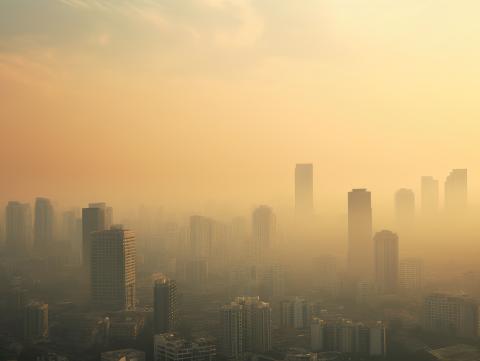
[1,0,480,213]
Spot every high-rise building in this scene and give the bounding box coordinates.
[280,297,308,329]
[220,296,272,360]
[82,204,108,268]
[374,230,399,294]
[399,258,423,293]
[424,293,478,338]
[90,226,136,311]
[444,169,468,213]
[190,215,214,259]
[251,206,276,263]
[421,176,439,216]
[311,255,338,296]
[310,318,386,356]
[24,301,48,341]
[5,201,31,256]
[154,333,216,361]
[295,163,314,216]
[33,197,54,254]
[153,276,177,334]
[394,189,415,229]
[347,189,372,280]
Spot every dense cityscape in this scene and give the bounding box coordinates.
[0,166,478,361]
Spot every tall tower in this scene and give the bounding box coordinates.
[5,201,32,256]
[374,230,399,294]
[347,189,372,280]
[445,169,468,213]
[394,189,415,229]
[82,204,107,269]
[421,176,439,216]
[153,275,177,334]
[33,197,54,255]
[90,226,136,310]
[295,163,313,216]
[251,206,276,263]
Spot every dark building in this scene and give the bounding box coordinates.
[153,276,177,334]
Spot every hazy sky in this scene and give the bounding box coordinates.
[1,0,480,211]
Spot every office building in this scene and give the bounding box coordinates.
[24,301,49,341]
[421,176,439,216]
[251,206,276,263]
[444,169,468,213]
[82,203,108,268]
[154,333,216,361]
[33,197,54,254]
[347,189,372,280]
[394,189,415,229]
[153,276,177,334]
[374,230,399,294]
[90,226,136,311]
[295,163,314,216]
[399,258,423,293]
[5,201,31,256]
[423,293,478,338]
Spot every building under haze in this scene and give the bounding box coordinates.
[24,301,48,341]
[374,230,399,295]
[347,189,372,280]
[394,189,415,229]
[251,206,276,263]
[220,296,272,359]
[295,163,314,216]
[444,169,468,213]
[154,333,216,361]
[82,204,108,269]
[33,197,54,255]
[311,255,338,297]
[5,201,31,256]
[399,258,423,294]
[189,215,214,259]
[421,176,439,216]
[153,276,177,334]
[90,226,136,311]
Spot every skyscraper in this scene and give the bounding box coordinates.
[5,201,31,256]
[347,189,372,280]
[33,197,54,255]
[153,276,177,334]
[90,226,136,310]
[82,204,107,268]
[374,230,399,294]
[394,189,415,229]
[251,206,276,263]
[444,169,468,213]
[295,163,313,216]
[421,176,439,216]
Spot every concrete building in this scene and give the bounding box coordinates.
[153,276,177,334]
[154,333,216,361]
[374,230,399,294]
[91,226,136,310]
[5,201,31,256]
[33,197,54,254]
[280,297,308,329]
[399,258,423,293]
[347,189,372,280]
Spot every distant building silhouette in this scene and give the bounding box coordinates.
[24,301,48,341]
[82,204,108,269]
[347,189,372,280]
[295,163,313,216]
[189,215,214,259]
[153,276,177,334]
[399,258,423,294]
[5,201,31,256]
[251,206,276,263]
[33,197,54,255]
[90,226,136,311]
[394,189,415,229]
[421,176,439,216]
[374,230,399,295]
[445,169,468,213]
[311,255,338,296]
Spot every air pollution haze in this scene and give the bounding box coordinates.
[1,1,480,361]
